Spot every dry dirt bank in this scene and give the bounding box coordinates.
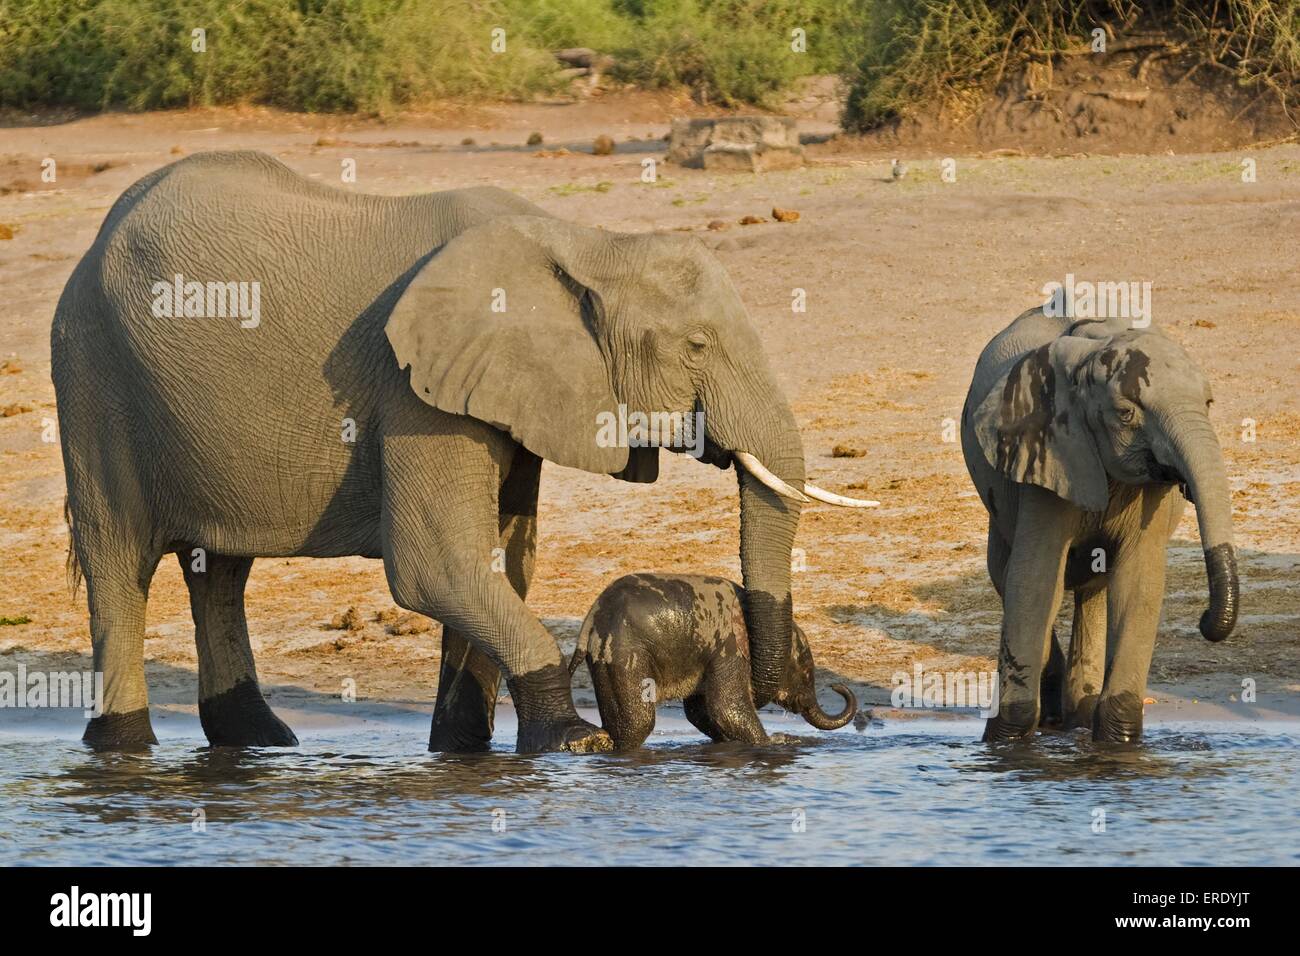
[1,95,1296,729]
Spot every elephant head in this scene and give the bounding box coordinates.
[972,315,1238,642]
[385,216,874,704]
[776,623,857,730]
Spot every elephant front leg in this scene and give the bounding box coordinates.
[1038,628,1065,728]
[984,487,1073,742]
[383,433,609,754]
[702,658,769,744]
[428,449,539,753]
[428,629,499,752]
[1094,531,1167,743]
[1064,586,1106,730]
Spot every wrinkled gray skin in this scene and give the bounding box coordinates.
[961,308,1239,743]
[52,152,810,753]
[568,574,856,749]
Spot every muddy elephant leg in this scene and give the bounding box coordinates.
[984,487,1073,742]
[178,552,297,747]
[1094,520,1168,743]
[683,694,727,742]
[428,448,540,753]
[702,658,769,744]
[587,658,656,750]
[1064,586,1106,729]
[77,527,161,749]
[1039,628,1065,728]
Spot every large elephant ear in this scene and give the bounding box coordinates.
[387,216,650,479]
[972,336,1108,512]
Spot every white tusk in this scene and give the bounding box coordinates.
[803,482,880,508]
[732,451,811,503]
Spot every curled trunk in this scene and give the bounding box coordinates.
[803,684,857,730]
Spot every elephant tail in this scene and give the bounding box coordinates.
[568,606,597,678]
[64,497,83,599]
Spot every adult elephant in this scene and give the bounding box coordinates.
[961,307,1238,743]
[52,151,872,753]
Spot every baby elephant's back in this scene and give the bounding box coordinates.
[590,574,748,665]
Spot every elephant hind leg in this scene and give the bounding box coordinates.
[178,552,297,747]
[75,523,161,749]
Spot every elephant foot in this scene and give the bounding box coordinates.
[508,663,613,755]
[429,723,493,754]
[1063,694,1100,732]
[83,708,157,750]
[982,701,1038,742]
[1092,692,1144,743]
[199,679,298,747]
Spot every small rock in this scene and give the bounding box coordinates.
[2,403,33,417]
[0,359,21,374]
[739,215,766,225]
[461,137,476,146]
[891,158,907,181]
[1193,319,1216,328]
[0,224,13,240]
[314,137,338,147]
[772,206,800,223]
[706,219,728,231]
[832,444,866,458]
[169,145,184,156]
[374,607,402,625]
[526,131,543,146]
[592,134,615,156]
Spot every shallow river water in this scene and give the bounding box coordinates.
[2,712,1297,865]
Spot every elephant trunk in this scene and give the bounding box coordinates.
[1163,412,1238,642]
[803,683,857,730]
[704,370,806,709]
[738,463,802,708]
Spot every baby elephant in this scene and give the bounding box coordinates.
[569,573,856,749]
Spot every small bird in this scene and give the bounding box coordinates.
[890,158,907,182]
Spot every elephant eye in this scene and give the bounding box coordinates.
[686,330,709,350]
[1117,405,1136,425]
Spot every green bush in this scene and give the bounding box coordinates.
[0,0,567,111]
[0,0,850,111]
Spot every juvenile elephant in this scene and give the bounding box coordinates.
[568,573,857,748]
[52,152,872,753]
[961,307,1239,742]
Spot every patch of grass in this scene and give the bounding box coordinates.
[0,615,32,626]
[548,180,615,195]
